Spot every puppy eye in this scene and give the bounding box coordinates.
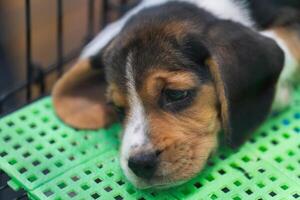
[164,89,190,103]
[160,89,196,112]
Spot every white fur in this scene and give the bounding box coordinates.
[80,0,253,58]
[260,30,298,109]
[120,53,151,187]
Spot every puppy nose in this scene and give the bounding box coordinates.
[128,152,158,179]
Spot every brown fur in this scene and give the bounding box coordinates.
[138,69,220,182]
[52,59,116,129]
[107,83,128,108]
[274,27,300,61]
[206,59,229,135]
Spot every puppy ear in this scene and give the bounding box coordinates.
[187,21,284,147]
[205,21,284,147]
[52,59,116,129]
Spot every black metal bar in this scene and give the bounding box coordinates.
[56,0,64,77]
[25,0,32,102]
[0,48,82,105]
[101,0,109,28]
[86,0,95,42]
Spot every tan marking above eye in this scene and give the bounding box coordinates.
[140,69,199,104]
[107,83,127,108]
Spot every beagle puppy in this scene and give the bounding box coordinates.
[52,0,300,189]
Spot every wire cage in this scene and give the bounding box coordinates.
[0,0,135,116]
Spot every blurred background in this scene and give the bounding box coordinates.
[0,0,138,116]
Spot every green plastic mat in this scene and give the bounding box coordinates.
[1,87,300,200]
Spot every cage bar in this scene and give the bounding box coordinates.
[56,0,64,77]
[25,0,32,101]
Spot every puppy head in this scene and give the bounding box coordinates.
[52,6,284,189]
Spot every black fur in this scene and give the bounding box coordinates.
[91,2,284,146]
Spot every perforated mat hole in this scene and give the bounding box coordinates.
[32,109,40,115]
[29,123,37,129]
[221,187,230,193]
[271,125,279,131]
[42,168,50,175]
[68,191,77,198]
[20,115,27,121]
[210,194,218,200]
[233,180,241,187]
[194,182,202,188]
[13,144,21,150]
[219,154,227,160]
[61,132,68,138]
[260,132,267,137]
[117,180,125,186]
[105,186,113,192]
[271,139,278,145]
[249,138,256,143]
[68,155,75,161]
[55,161,63,168]
[28,175,37,182]
[0,151,7,157]
[39,131,46,137]
[43,189,54,197]
[107,172,114,177]
[3,135,11,142]
[242,156,250,162]
[177,187,190,196]
[258,168,265,173]
[295,113,300,119]
[97,163,103,169]
[32,160,41,166]
[71,175,80,182]
[293,193,300,199]
[288,150,295,156]
[218,169,226,175]
[81,184,90,191]
[205,175,214,182]
[126,187,136,194]
[35,144,44,151]
[280,184,289,190]
[282,119,290,125]
[22,151,31,158]
[282,133,290,139]
[52,125,59,131]
[258,146,267,152]
[84,169,92,175]
[138,198,146,200]
[256,182,265,188]
[26,137,34,143]
[71,141,77,146]
[245,189,253,195]
[57,182,67,189]
[269,191,277,197]
[114,195,123,200]
[286,165,295,171]
[58,147,65,152]
[269,176,277,182]
[6,121,14,127]
[49,139,56,144]
[91,193,100,199]
[19,167,27,174]
[94,178,102,184]
[274,156,283,163]
[232,196,241,200]
[45,153,53,159]
[9,158,17,165]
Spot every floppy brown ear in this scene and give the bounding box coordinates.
[203,21,284,147]
[52,59,116,129]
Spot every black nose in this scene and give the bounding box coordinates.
[128,152,158,179]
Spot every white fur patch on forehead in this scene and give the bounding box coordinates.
[120,52,151,186]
